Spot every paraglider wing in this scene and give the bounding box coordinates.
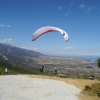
[32,26,69,42]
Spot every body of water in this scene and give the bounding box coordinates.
[81,56,100,63]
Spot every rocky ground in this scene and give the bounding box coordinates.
[0,75,81,100]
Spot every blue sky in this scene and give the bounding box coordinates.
[0,0,100,56]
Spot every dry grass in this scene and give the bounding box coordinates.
[28,75,100,100]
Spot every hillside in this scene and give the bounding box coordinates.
[0,43,100,78]
[0,43,44,68]
[0,60,44,75]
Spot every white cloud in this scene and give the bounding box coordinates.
[68,11,74,15]
[32,48,38,51]
[79,4,85,8]
[0,23,5,27]
[0,23,11,28]
[0,39,38,51]
[64,47,74,49]
[0,39,15,45]
[69,11,71,13]
[7,25,11,28]
[57,6,63,9]
[65,14,68,16]
[69,1,73,6]
[20,46,38,51]
[20,46,27,49]
[86,7,92,12]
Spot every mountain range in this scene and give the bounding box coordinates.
[0,43,100,78]
[0,43,44,68]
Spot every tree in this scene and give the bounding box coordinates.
[97,58,100,68]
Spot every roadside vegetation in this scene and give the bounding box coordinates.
[84,83,100,97]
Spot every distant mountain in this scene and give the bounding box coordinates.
[0,43,44,67]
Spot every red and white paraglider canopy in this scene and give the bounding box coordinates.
[32,26,69,42]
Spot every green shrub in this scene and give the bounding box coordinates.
[91,83,100,97]
[84,83,100,97]
[84,85,91,91]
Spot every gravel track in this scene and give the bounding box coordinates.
[0,75,81,100]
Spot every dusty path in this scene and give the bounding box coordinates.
[0,75,81,100]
